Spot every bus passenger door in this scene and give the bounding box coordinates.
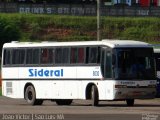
[101,48,113,99]
[101,48,112,79]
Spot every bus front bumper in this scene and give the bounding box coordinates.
[114,88,156,100]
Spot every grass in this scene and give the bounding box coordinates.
[0,14,160,43]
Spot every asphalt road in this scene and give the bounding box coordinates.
[0,96,160,120]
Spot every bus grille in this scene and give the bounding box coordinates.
[6,82,12,95]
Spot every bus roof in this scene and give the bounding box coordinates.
[3,39,151,48]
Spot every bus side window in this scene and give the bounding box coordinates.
[71,48,77,64]
[48,49,55,64]
[11,49,25,65]
[3,49,11,65]
[55,48,63,64]
[89,47,100,64]
[26,49,39,65]
[12,49,20,64]
[19,49,25,64]
[26,49,32,64]
[41,48,55,64]
[32,49,39,64]
[78,48,85,63]
[63,48,70,64]
[86,47,89,63]
[70,47,85,64]
[41,48,49,64]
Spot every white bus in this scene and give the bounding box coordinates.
[1,40,156,106]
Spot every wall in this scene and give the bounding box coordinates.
[0,3,160,16]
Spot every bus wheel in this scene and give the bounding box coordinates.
[126,99,134,106]
[56,99,73,105]
[25,85,43,105]
[91,85,99,106]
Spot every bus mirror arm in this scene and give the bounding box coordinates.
[112,65,115,70]
[112,54,116,65]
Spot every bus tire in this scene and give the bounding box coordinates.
[91,85,99,106]
[25,85,43,105]
[56,99,73,105]
[35,99,43,105]
[126,99,134,106]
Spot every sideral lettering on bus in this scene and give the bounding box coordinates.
[28,69,63,77]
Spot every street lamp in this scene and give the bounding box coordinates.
[97,0,100,41]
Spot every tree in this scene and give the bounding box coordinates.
[0,18,20,57]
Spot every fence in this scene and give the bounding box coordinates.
[0,2,160,16]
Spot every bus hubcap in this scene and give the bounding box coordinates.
[28,91,33,100]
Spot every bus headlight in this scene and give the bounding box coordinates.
[148,85,156,88]
[115,85,127,88]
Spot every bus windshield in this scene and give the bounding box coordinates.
[114,48,155,80]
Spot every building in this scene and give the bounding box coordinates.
[5,0,160,7]
[139,0,158,7]
[102,0,160,6]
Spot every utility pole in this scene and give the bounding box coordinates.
[97,0,100,41]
